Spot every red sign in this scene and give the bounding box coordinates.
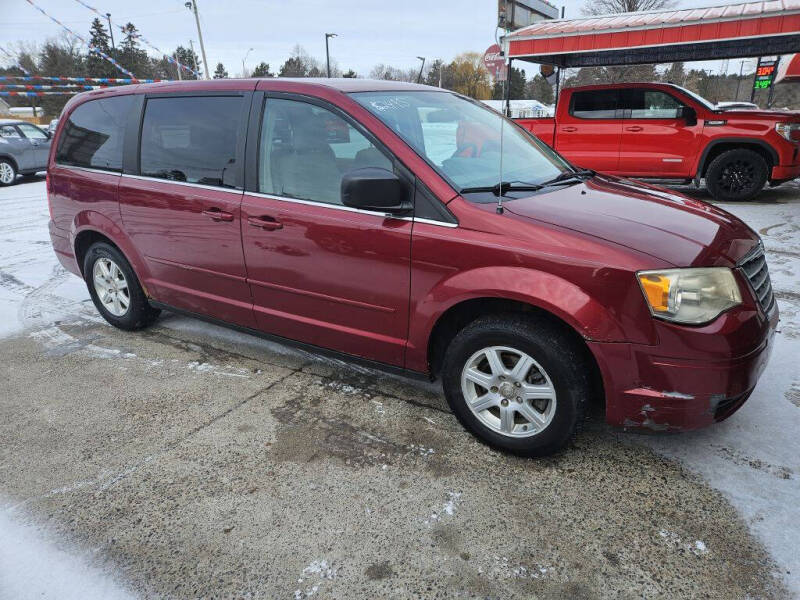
[483,44,507,81]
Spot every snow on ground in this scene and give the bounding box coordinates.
[0,178,798,595]
[0,510,135,600]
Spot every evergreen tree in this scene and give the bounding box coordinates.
[526,74,554,104]
[119,23,149,77]
[342,69,358,78]
[213,62,228,79]
[252,62,274,77]
[491,66,526,100]
[174,46,200,79]
[86,18,115,78]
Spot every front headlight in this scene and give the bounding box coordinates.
[637,268,742,324]
[776,122,800,142]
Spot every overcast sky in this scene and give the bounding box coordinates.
[1,0,756,78]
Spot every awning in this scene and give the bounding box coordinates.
[774,52,800,82]
[504,0,800,67]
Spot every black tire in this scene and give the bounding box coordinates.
[83,242,160,330]
[0,158,18,186]
[705,148,768,202]
[441,314,591,457]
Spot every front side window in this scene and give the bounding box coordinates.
[140,96,243,188]
[17,123,48,140]
[624,89,683,119]
[56,95,134,172]
[258,98,393,205]
[570,90,618,119]
[0,125,21,139]
[351,91,568,192]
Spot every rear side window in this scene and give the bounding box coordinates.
[570,90,618,119]
[56,95,134,172]
[139,96,243,188]
[622,89,684,119]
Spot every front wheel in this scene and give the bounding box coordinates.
[441,315,591,457]
[705,149,768,202]
[83,242,160,330]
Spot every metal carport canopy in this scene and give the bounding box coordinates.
[503,0,800,67]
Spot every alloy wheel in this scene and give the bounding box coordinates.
[0,162,15,184]
[460,345,557,438]
[718,159,755,194]
[92,257,130,317]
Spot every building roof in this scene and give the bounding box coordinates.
[504,0,800,67]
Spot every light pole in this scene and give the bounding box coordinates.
[416,56,426,84]
[185,1,210,79]
[242,47,254,78]
[105,13,116,56]
[325,33,337,78]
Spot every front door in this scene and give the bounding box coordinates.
[241,94,412,366]
[118,93,256,328]
[1,124,35,171]
[557,89,622,173]
[617,88,699,177]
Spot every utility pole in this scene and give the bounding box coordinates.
[325,33,337,78]
[189,40,199,76]
[416,56,426,84]
[105,13,116,56]
[242,47,254,78]
[185,1,210,79]
[735,60,745,101]
[175,52,182,80]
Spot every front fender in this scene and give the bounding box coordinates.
[406,266,633,373]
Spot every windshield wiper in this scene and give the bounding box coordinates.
[460,180,544,196]
[539,169,595,187]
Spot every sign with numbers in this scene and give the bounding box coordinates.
[753,58,778,90]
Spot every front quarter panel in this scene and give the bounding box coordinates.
[405,199,662,373]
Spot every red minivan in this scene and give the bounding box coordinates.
[47,78,778,456]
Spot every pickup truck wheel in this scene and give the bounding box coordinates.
[441,314,590,457]
[705,149,768,202]
[0,159,17,186]
[84,242,160,330]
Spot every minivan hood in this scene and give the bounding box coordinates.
[503,176,758,267]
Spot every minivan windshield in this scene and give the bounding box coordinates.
[351,91,570,193]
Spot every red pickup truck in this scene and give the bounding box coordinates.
[516,82,800,201]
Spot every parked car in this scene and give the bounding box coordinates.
[47,79,777,456]
[516,82,800,201]
[716,101,760,111]
[0,118,52,186]
[47,118,59,135]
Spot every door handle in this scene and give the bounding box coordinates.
[202,207,234,222]
[625,126,644,132]
[248,215,283,231]
[562,126,578,132]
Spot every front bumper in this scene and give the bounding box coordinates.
[771,163,800,183]
[590,301,778,432]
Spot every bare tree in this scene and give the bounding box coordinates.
[582,0,675,16]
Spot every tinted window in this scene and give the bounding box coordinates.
[258,98,393,205]
[17,123,48,140]
[140,96,243,188]
[570,90,618,119]
[623,89,683,119]
[56,96,133,172]
[0,125,21,139]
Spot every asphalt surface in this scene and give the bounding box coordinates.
[0,176,794,599]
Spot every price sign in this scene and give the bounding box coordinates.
[754,58,778,90]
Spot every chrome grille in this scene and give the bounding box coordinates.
[739,244,775,313]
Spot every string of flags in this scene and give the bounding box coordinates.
[0,76,168,84]
[0,91,81,97]
[71,0,203,79]
[0,84,104,91]
[23,0,137,79]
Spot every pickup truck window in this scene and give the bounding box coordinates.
[622,89,684,119]
[570,90,618,119]
[351,91,568,192]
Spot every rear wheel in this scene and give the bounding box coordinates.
[0,159,17,186]
[442,314,591,457]
[705,149,768,202]
[83,242,160,330]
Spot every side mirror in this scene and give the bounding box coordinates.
[341,168,411,214]
[680,106,697,126]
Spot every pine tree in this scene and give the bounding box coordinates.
[491,67,526,100]
[173,46,200,80]
[86,18,115,78]
[119,23,149,77]
[213,62,228,79]
[526,74,554,104]
[252,62,274,77]
[342,69,358,78]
